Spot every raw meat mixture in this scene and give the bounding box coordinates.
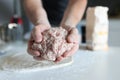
[32,27,74,61]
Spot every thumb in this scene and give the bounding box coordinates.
[67,28,80,43]
[32,27,42,43]
[33,32,42,43]
[32,25,50,43]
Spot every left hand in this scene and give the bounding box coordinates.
[55,25,81,62]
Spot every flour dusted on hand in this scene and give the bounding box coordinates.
[32,27,74,61]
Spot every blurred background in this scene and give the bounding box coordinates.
[0,0,120,46]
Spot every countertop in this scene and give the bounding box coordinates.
[0,19,120,80]
[0,42,120,80]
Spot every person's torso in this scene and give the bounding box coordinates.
[42,0,69,26]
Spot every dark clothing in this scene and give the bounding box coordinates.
[42,0,69,26]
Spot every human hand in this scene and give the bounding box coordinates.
[27,24,50,59]
[55,25,80,62]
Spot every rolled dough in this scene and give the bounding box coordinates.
[0,51,73,72]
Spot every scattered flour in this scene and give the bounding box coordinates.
[0,51,73,72]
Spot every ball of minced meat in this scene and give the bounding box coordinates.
[32,27,74,61]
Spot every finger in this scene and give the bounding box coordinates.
[33,56,45,61]
[62,44,79,57]
[54,56,63,63]
[27,35,40,56]
[67,28,80,43]
[27,37,40,56]
[32,25,50,43]
[67,34,80,43]
[27,48,40,56]
[32,28,42,43]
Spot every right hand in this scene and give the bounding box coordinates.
[55,25,80,62]
[27,24,50,59]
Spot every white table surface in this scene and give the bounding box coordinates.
[0,19,120,80]
[0,42,120,80]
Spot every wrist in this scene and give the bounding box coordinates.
[35,24,51,29]
[60,24,75,31]
[34,9,51,27]
[60,17,77,28]
[35,20,50,27]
